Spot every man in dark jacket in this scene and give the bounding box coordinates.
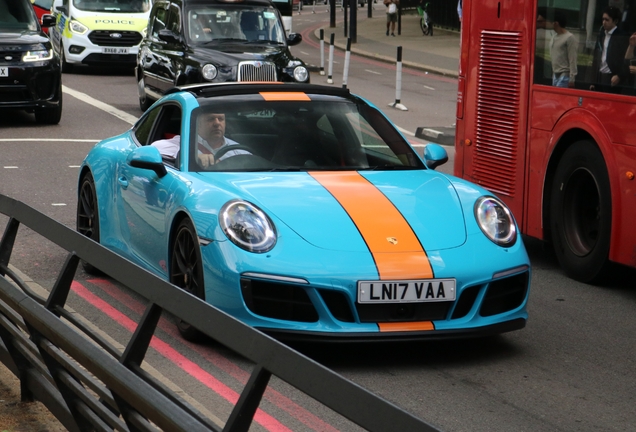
[590,6,629,93]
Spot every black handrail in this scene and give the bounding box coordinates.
[0,194,441,432]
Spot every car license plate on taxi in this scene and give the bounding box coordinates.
[358,279,456,303]
[0,67,8,78]
[102,47,129,54]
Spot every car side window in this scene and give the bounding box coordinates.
[133,107,161,146]
[166,4,181,34]
[151,5,169,38]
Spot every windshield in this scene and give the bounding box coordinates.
[72,0,151,13]
[188,95,425,173]
[186,5,286,45]
[0,0,38,30]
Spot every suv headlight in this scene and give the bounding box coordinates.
[219,200,277,253]
[474,196,517,246]
[23,49,53,62]
[293,66,309,82]
[69,19,88,34]
[202,64,218,80]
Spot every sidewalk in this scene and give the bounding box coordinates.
[311,7,460,77]
[310,7,460,143]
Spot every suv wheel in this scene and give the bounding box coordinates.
[35,85,62,125]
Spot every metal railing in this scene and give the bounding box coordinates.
[0,194,441,432]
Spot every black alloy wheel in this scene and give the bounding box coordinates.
[76,173,102,274]
[549,140,612,283]
[35,83,63,125]
[170,218,206,341]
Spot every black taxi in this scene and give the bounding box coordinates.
[136,0,309,111]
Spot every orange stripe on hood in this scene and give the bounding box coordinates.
[309,171,433,280]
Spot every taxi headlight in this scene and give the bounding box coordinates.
[293,66,309,82]
[23,49,53,62]
[219,200,277,253]
[69,19,88,35]
[202,64,218,81]
[474,196,517,247]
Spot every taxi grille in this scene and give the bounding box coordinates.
[237,61,277,82]
[88,31,143,47]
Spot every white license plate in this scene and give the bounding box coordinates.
[358,279,456,304]
[102,47,129,54]
[0,67,8,78]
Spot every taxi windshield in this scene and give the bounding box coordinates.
[72,0,151,13]
[0,0,38,30]
[187,95,424,173]
[186,5,286,45]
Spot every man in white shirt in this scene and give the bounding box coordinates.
[151,111,248,168]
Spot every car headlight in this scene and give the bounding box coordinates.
[474,196,517,246]
[69,19,88,34]
[202,64,218,81]
[219,200,277,253]
[293,66,309,82]
[23,49,53,62]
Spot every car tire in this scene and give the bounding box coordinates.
[138,71,153,112]
[60,46,73,73]
[35,84,62,125]
[76,172,103,275]
[549,140,612,283]
[170,218,206,342]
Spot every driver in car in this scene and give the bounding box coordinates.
[150,111,249,168]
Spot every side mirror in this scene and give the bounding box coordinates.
[286,33,302,46]
[423,143,448,170]
[128,146,168,178]
[41,14,56,28]
[158,29,182,44]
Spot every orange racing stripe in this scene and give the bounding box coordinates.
[259,92,311,101]
[378,321,435,332]
[309,171,434,280]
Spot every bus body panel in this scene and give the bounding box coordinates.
[455,0,636,278]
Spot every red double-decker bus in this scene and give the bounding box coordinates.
[454,0,636,283]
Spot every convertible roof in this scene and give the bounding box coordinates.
[166,82,352,99]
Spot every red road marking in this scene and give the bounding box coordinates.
[70,281,292,432]
[85,279,340,432]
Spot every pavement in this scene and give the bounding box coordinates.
[308,5,460,143]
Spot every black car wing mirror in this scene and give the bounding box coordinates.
[41,15,56,28]
[287,33,302,46]
[158,29,183,45]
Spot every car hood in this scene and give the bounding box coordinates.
[191,43,290,63]
[203,171,467,252]
[0,31,49,47]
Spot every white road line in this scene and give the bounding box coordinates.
[0,138,99,142]
[300,51,310,55]
[395,125,414,137]
[423,85,435,90]
[69,165,81,168]
[365,69,381,75]
[51,203,67,206]
[3,166,18,169]
[63,85,138,125]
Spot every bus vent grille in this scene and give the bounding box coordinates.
[474,31,522,197]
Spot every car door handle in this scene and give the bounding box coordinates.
[117,176,129,189]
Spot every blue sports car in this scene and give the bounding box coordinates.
[77,83,530,341]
